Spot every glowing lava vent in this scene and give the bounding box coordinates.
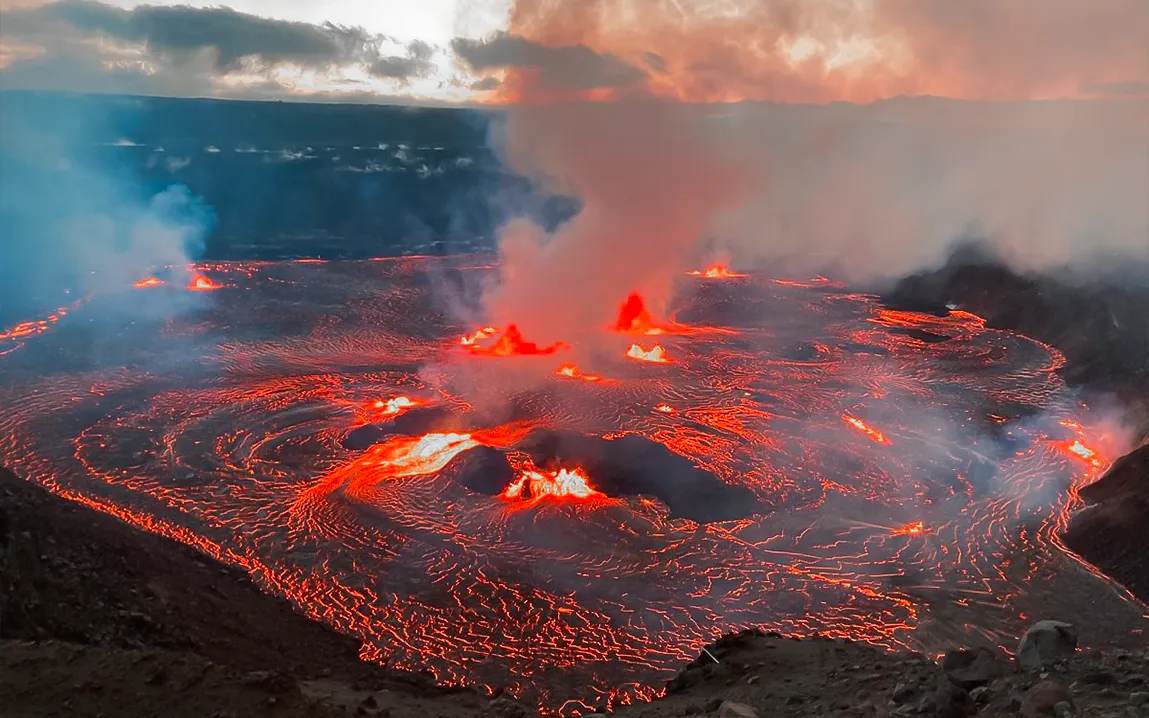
[892,521,925,536]
[133,277,165,289]
[502,467,603,502]
[688,265,746,279]
[369,396,419,415]
[626,343,671,364]
[460,326,498,347]
[462,325,566,357]
[556,364,602,383]
[1062,438,1104,469]
[187,274,223,291]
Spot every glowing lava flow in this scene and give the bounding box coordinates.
[502,466,603,502]
[0,302,81,356]
[464,325,566,357]
[344,433,479,482]
[626,343,671,364]
[187,274,223,291]
[556,364,603,383]
[842,414,892,445]
[689,265,746,279]
[5,257,1147,717]
[133,277,165,289]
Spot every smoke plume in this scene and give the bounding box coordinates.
[0,93,214,321]
[462,0,1148,335]
[482,100,748,340]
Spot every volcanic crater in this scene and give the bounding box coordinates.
[0,256,1144,714]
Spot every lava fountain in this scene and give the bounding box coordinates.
[688,265,747,279]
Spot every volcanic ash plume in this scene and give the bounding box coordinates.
[481,100,750,342]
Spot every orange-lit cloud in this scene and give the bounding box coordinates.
[476,0,1149,103]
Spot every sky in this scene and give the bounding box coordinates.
[0,0,1146,104]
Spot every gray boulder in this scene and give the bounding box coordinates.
[1017,621,1077,671]
[718,700,758,718]
[941,646,1007,689]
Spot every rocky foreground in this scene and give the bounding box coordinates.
[609,627,1149,718]
[4,464,1148,718]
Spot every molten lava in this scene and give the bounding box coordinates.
[370,396,418,416]
[689,265,746,279]
[460,326,498,347]
[502,467,603,502]
[1063,439,1103,468]
[626,343,671,364]
[556,364,602,383]
[465,325,566,357]
[133,277,165,289]
[187,274,222,291]
[6,257,1144,715]
[614,293,664,335]
[356,433,479,480]
[892,521,925,536]
[842,414,892,445]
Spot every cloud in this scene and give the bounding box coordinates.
[467,0,1149,349]
[451,32,646,96]
[5,1,379,70]
[469,76,501,92]
[500,0,1149,103]
[368,39,436,81]
[0,1,445,97]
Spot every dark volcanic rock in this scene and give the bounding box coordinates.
[1019,680,1073,718]
[886,243,1149,420]
[343,407,459,450]
[451,446,516,495]
[516,429,759,522]
[941,646,1007,689]
[0,464,482,705]
[934,676,976,718]
[1064,443,1149,602]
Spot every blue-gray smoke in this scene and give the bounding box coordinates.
[0,93,214,322]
